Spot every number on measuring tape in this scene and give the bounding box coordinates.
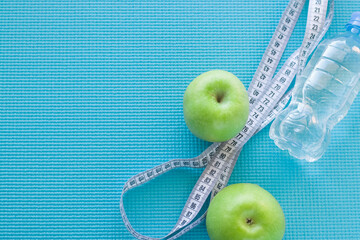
[298,0,329,73]
[248,0,304,109]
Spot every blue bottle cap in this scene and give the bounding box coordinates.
[346,12,360,30]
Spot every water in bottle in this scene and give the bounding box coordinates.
[270,12,360,162]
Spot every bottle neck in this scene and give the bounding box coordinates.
[347,12,360,36]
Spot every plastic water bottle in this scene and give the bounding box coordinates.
[270,12,360,162]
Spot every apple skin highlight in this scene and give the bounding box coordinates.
[183,70,249,142]
[206,184,286,240]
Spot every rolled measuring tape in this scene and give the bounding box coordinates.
[120,0,334,239]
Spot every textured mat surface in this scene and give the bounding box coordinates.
[1,0,360,239]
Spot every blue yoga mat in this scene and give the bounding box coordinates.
[1,0,360,239]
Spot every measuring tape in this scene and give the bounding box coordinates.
[120,0,334,239]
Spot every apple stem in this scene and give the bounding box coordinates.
[216,92,225,103]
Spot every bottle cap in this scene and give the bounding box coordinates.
[346,12,360,30]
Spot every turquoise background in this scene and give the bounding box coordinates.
[1,0,360,239]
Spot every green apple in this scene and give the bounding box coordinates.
[183,70,249,142]
[206,183,286,240]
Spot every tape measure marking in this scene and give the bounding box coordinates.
[298,0,330,74]
[248,0,304,110]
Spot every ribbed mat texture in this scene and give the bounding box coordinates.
[1,0,360,239]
